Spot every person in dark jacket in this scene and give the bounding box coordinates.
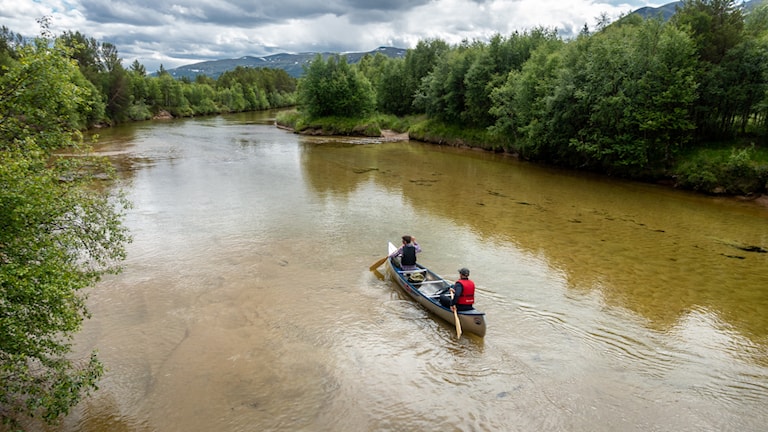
[440,267,476,311]
[389,235,421,270]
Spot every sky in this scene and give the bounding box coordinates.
[2,0,665,73]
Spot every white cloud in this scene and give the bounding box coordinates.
[0,0,664,72]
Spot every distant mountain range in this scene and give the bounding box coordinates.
[633,0,760,20]
[164,46,406,80]
[163,0,761,80]
[632,1,683,20]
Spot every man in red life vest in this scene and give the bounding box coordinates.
[440,267,475,311]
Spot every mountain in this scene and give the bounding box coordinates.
[632,1,682,20]
[632,0,760,20]
[163,46,406,80]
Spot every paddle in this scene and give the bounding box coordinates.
[369,256,388,271]
[450,290,462,338]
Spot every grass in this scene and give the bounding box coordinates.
[408,118,509,151]
[674,141,768,194]
[275,110,414,137]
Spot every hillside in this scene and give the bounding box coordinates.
[632,0,760,20]
[164,46,406,80]
[632,1,682,20]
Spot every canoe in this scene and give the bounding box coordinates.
[386,242,487,337]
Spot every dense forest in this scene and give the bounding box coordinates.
[0,23,297,127]
[288,0,768,195]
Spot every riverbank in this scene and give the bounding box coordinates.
[275,110,768,202]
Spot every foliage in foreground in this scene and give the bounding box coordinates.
[1,29,130,428]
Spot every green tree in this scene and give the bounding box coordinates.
[183,82,218,115]
[402,38,450,114]
[216,66,296,110]
[296,54,375,118]
[126,69,153,120]
[216,83,248,112]
[153,73,191,116]
[673,0,744,64]
[672,0,747,138]
[0,26,24,70]
[376,58,411,115]
[745,2,768,136]
[58,31,104,83]
[356,52,390,89]
[465,29,560,127]
[490,37,565,156]
[417,43,479,124]
[0,33,130,428]
[562,17,698,175]
[499,16,698,175]
[129,59,146,76]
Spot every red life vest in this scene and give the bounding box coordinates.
[456,279,475,306]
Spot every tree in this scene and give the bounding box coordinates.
[58,31,104,84]
[417,43,479,124]
[296,54,375,118]
[0,32,130,428]
[402,38,450,114]
[0,26,24,70]
[356,52,390,89]
[558,17,698,175]
[673,0,744,64]
[672,0,747,138]
[376,58,411,115]
[129,59,146,76]
[465,29,560,128]
[490,37,565,157]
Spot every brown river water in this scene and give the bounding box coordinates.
[49,110,767,431]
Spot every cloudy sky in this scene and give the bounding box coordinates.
[2,0,664,72]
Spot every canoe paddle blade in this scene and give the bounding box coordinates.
[369,256,388,271]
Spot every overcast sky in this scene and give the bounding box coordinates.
[2,1,665,73]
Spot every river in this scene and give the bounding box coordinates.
[55,110,768,431]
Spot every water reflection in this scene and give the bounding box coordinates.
[46,111,768,432]
[298,135,768,345]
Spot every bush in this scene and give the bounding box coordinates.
[127,102,153,121]
[296,55,376,118]
[409,118,508,151]
[675,145,767,194]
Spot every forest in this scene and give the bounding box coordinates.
[288,0,768,195]
[0,23,298,126]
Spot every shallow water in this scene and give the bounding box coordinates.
[52,111,768,431]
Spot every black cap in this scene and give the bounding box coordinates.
[458,268,470,276]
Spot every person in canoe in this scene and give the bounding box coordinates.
[389,235,421,271]
[440,267,475,311]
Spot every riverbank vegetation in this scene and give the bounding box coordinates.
[284,0,768,196]
[1,22,131,428]
[1,27,297,127]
